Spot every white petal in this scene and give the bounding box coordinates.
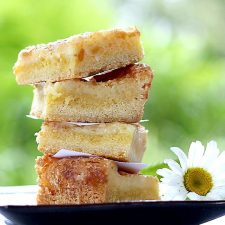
[161,175,183,186]
[160,185,187,200]
[160,191,177,200]
[206,192,223,200]
[159,184,179,200]
[170,147,188,172]
[213,179,225,187]
[173,191,187,200]
[210,151,225,174]
[210,186,225,196]
[157,168,173,178]
[189,141,205,167]
[201,141,219,170]
[217,151,225,165]
[164,159,183,176]
[187,192,203,200]
[212,167,225,178]
[206,188,225,200]
[187,141,197,167]
[161,193,176,201]
[173,186,188,200]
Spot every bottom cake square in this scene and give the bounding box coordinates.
[36,155,160,204]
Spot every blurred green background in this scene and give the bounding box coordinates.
[0,0,225,185]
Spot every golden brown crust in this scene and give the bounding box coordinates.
[30,64,153,123]
[36,156,110,204]
[36,155,160,204]
[14,27,144,85]
[36,156,109,190]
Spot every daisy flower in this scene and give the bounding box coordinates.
[157,141,225,200]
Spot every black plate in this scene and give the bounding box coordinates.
[1,201,225,225]
[0,187,225,225]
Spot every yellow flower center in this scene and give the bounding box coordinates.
[184,167,213,196]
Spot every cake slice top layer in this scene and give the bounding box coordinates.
[13,27,143,85]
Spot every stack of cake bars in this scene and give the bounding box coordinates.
[13,27,160,204]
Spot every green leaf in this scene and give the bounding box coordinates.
[141,163,168,179]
